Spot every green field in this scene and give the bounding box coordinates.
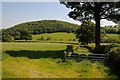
[106,34,119,40]
[32,32,77,42]
[101,34,120,43]
[2,32,119,78]
[2,42,117,78]
[32,32,120,43]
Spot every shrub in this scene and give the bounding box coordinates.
[37,36,44,40]
[73,39,76,41]
[93,43,118,54]
[66,45,73,53]
[76,21,95,46]
[2,35,14,42]
[59,39,63,41]
[107,46,120,75]
[67,30,72,33]
[47,37,52,40]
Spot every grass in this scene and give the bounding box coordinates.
[101,34,120,43]
[106,34,119,40]
[2,42,117,78]
[32,32,77,41]
[32,32,120,44]
[2,32,119,78]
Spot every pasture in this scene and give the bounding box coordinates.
[32,32,120,43]
[2,42,117,78]
[32,32,76,41]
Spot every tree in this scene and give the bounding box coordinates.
[13,31,20,40]
[76,21,95,46]
[107,46,120,75]
[2,35,14,42]
[18,29,32,41]
[60,1,120,47]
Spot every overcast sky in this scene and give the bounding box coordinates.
[1,1,117,29]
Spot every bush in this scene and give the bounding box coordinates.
[2,35,14,42]
[93,43,118,54]
[59,39,63,41]
[73,39,76,41]
[66,45,73,52]
[0,36,2,41]
[67,30,72,33]
[76,21,95,46]
[107,46,120,75]
[37,36,44,40]
[47,37,52,40]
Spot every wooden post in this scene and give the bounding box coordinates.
[63,51,67,62]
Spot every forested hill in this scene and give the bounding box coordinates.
[2,20,79,35]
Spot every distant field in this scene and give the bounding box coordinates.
[101,34,120,43]
[32,32,76,41]
[2,42,117,78]
[106,34,119,40]
[32,32,120,43]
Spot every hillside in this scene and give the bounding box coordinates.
[2,20,79,35]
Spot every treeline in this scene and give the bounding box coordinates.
[1,20,79,41]
[2,20,79,35]
[104,25,120,34]
[1,20,119,42]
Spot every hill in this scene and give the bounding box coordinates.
[2,20,79,35]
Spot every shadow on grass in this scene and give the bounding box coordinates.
[5,50,64,59]
[80,45,94,53]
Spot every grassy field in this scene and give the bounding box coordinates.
[32,32,120,43]
[101,34,120,43]
[2,42,117,78]
[106,34,119,40]
[32,32,77,41]
[1,32,119,78]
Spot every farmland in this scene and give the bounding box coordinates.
[2,32,119,78]
[2,42,117,78]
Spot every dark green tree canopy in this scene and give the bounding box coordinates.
[60,2,120,22]
[2,20,79,35]
[76,21,95,45]
[18,29,32,40]
[60,1,120,47]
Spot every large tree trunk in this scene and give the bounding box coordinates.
[95,16,100,47]
[95,3,101,48]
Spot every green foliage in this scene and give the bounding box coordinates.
[2,20,79,35]
[12,31,20,40]
[37,36,44,40]
[76,21,95,45]
[18,29,32,41]
[60,2,120,22]
[107,46,120,75]
[101,28,106,37]
[2,35,14,42]
[46,37,52,40]
[66,45,73,52]
[60,2,120,47]
[101,34,120,43]
[104,26,119,34]
[93,43,118,54]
